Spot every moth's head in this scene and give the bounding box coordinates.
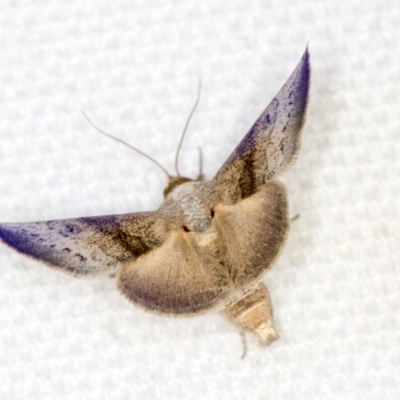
[163,176,195,197]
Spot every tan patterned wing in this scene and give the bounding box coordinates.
[117,229,232,315]
[0,212,159,276]
[213,180,289,287]
[212,49,310,203]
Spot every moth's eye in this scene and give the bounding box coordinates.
[210,207,215,218]
[182,225,191,232]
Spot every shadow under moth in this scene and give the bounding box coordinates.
[0,49,310,347]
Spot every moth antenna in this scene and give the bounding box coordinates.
[197,146,204,181]
[174,78,202,177]
[81,110,170,179]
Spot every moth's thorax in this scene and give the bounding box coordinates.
[159,181,216,233]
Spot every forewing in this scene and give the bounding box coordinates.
[213,181,289,287]
[213,49,310,203]
[0,212,159,275]
[117,230,232,315]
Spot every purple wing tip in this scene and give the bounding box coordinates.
[273,46,310,128]
[219,48,311,165]
[0,223,14,246]
[281,47,310,120]
[0,223,33,258]
[297,47,311,108]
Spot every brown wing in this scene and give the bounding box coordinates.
[0,212,159,276]
[213,180,289,287]
[212,49,310,204]
[117,230,232,315]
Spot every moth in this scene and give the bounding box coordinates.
[0,49,310,347]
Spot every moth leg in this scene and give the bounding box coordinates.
[291,214,300,222]
[225,283,279,346]
[239,330,248,359]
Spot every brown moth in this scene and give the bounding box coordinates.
[0,49,310,347]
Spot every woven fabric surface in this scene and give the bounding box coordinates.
[0,1,399,399]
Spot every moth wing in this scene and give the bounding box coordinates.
[117,230,232,315]
[213,49,310,202]
[213,180,289,287]
[0,212,159,276]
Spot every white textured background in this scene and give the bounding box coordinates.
[0,1,399,399]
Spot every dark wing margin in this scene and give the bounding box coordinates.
[213,48,310,203]
[0,212,159,276]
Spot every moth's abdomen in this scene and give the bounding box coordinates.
[225,282,279,346]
